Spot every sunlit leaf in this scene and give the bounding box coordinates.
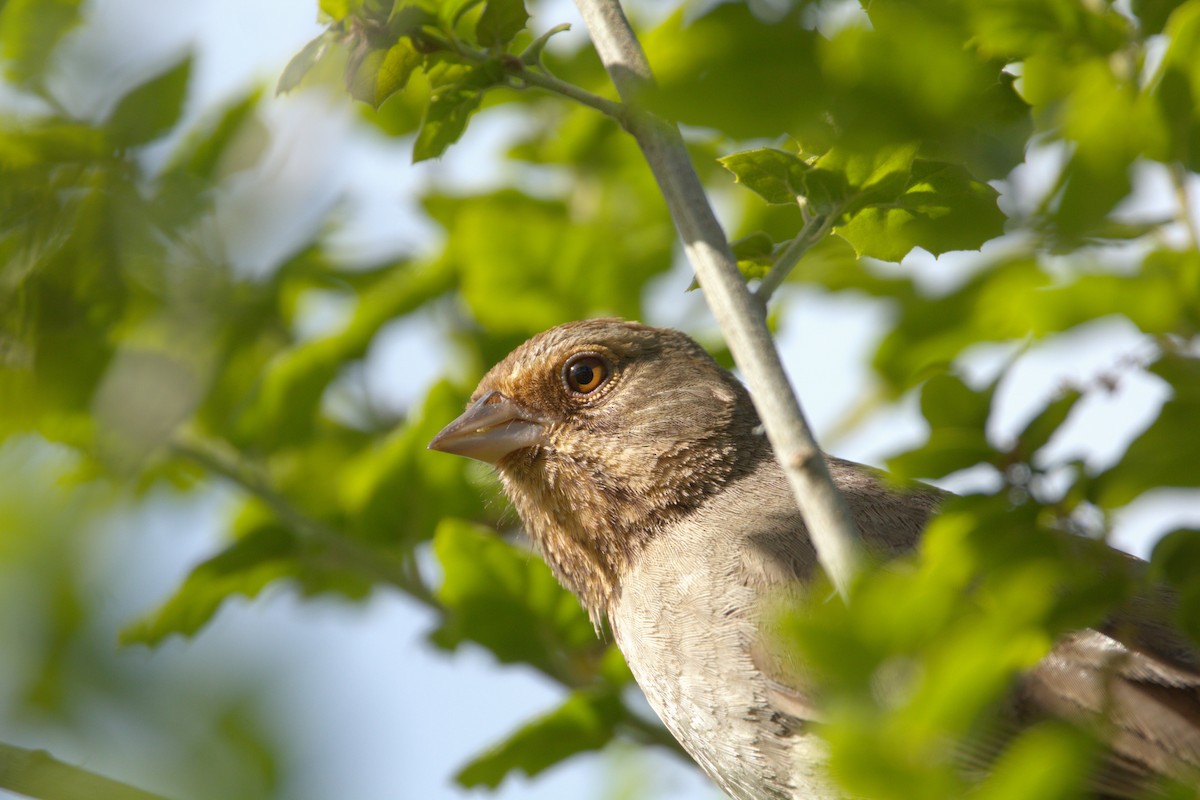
[719,147,809,206]
[836,159,1003,261]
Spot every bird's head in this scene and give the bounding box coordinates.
[429,318,768,619]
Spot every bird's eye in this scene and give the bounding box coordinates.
[563,354,610,395]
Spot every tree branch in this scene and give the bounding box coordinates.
[571,0,862,598]
[0,742,168,800]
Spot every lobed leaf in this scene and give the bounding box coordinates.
[719,148,810,206]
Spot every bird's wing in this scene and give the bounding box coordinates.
[1017,626,1200,791]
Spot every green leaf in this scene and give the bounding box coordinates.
[412,65,500,161]
[120,525,297,645]
[1094,354,1200,508]
[719,148,810,205]
[1149,528,1200,647]
[455,689,624,788]
[1012,389,1082,458]
[277,32,335,95]
[888,372,997,479]
[389,0,440,37]
[836,159,1003,261]
[320,0,353,20]
[0,0,82,87]
[475,0,528,48]
[340,381,488,544]
[973,723,1098,800]
[107,57,193,148]
[871,258,1052,392]
[802,142,918,220]
[1149,3,1200,171]
[374,40,423,106]
[730,231,775,282]
[428,188,671,334]
[165,90,263,181]
[347,40,424,108]
[240,261,451,450]
[644,4,825,139]
[430,519,598,676]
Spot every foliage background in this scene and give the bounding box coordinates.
[2,0,1199,798]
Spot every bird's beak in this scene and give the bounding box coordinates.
[428,390,549,465]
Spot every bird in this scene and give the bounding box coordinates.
[428,317,1200,799]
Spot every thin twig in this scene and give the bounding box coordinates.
[511,65,626,120]
[571,0,862,598]
[427,32,627,120]
[754,211,836,304]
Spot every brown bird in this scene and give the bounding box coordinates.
[429,318,1200,799]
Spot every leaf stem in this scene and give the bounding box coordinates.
[754,210,836,304]
[509,65,626,121]
[572,0,862,598]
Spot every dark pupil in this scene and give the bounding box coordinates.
[571,362,595,388]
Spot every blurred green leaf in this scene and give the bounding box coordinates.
[455,689,624,788]
[430,519,598,677]
[1012,388,1082,458]
[277,32,336,94]
[1094,353,1200,508]
[413,63,502,161]
[972,722,1097,800]
[389,0,440,37]
[341,381,490,544]
[0,741,169,800]
[374,39,423,106]
[0,0,82,88]
[730,231,775,282]
[428,188,670,334]
[644,4,825,140]
[1149,528,1200,646]
[888,372,997,480]
[107,57,193,147]
[238,261,450,450]
[121,523,297,646]
[871,259,1050,392]
[476,0,528,48]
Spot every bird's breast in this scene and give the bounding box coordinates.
[609,498,835,800]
